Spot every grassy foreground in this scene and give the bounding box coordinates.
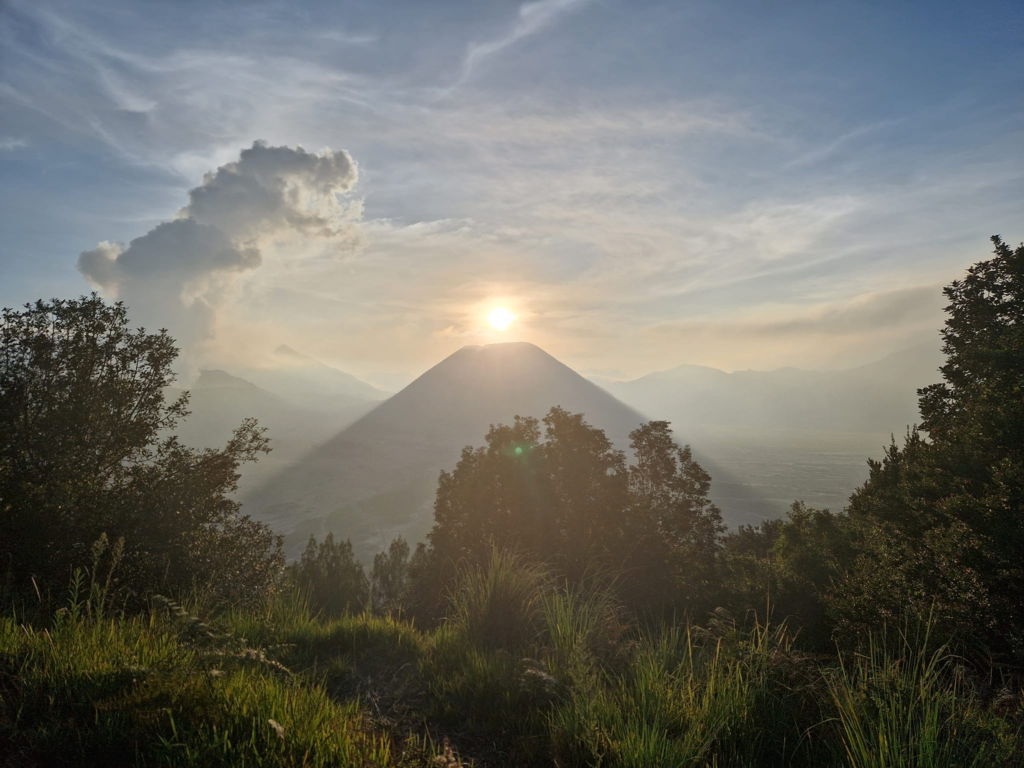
[1,553,1021,767]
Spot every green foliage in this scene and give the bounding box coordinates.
[825,625,1019,767]
[549,616,806,768]
[0,295,282,604]
[722,502,854,651]
[445,548,550,653]
[371,536,411,615]
[419,408,724,620]
[838,237,1024,658]
[287,533,369,617]
[0,611,437,767]
[64,533,125,624]
[625,420,726,612]
[2,553,1020,767]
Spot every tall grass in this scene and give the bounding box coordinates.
[420,549,1022,767]
[825,625,1020,768]
[2,548,1019,767]
[445,548,549,651]
[0,592,443,767]
[549,614,808,767]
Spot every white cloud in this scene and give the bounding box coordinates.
[77,141,362,364]
[455,0,593,87]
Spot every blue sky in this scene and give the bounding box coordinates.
[1,0,1021,379]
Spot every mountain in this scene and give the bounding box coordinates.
[595,343,945,434]
[240,345,389,407]
[582,344,947,529]
[339,342,645,447]
[170,368,378,489]
[247,342,770,560]
[246,342,943,561]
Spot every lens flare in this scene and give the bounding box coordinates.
[488,307,515,331]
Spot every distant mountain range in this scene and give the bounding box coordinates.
[170,341,946,561]
[244,342,660,558]
[242,342,825,560]
[589,343,944,433]
[241,345,389,406]
[169,348,384,489]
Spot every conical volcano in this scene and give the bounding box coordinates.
[246,342,650,557]
[342,341,645,447]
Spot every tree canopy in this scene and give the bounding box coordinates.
[414,407,724,620]
[836,236,1024,656]
[0,295,282,603]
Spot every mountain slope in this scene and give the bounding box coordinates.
[240,345,389,405]
[597,343,944,433]
[342,342,645,447]
[171,368,378,490]
[247,342,759,559]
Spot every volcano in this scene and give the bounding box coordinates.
[245,342,671,558]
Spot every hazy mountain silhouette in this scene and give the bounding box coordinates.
[593,343,944,433]
[246,342,771,559]
[239,345,389,408]
[341,342,646,447]
[171,367,378,489]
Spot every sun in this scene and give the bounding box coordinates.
[488,307,515,331]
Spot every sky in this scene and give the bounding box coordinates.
[1,0,1022,383]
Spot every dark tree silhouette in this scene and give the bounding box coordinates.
[371,536,410,615]
[288,533,369,616]
[838,236,1024,657]
[414,407,723,619]
[0,295,282,602]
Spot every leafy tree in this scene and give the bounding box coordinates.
[430,414,552,564]
[370,536,410,615]
[722,502,853,650]
[427,407,629,581]
[288,533,368,616]
[0,295,282,603]
[836,237,1024,657]
[625,421,725,611]
[416,407,724,618]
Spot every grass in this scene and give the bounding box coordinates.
[0,600,442,767]
[825,626,1020,768]
[1,554,1020,767]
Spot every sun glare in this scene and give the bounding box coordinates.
[488,307,515,331]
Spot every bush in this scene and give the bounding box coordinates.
[0,295,282,605]
[287,533,369,617]
[824,623,1021,768]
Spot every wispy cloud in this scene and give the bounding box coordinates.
[453,0,593,88]
[2,0,1021,378]
[0,137,28,151]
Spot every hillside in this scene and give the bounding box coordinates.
[241,345,390,407]
[246,342,775,558]
[594,343,944,433]
[171,367,378,488]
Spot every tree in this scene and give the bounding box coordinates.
[0,295,282,602]
[427,407,629,580]
[370,536,410,615]
[288,533,369,616]
[414,407,723,619]
[722,502,853,650]
[626,421,725,611]
[836,237,1024,657]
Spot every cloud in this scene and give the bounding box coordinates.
[641,285,947,371]
[77,141,361,362]
[456,0,592,87]
[0,137,28,151]
[756,286,944,337]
